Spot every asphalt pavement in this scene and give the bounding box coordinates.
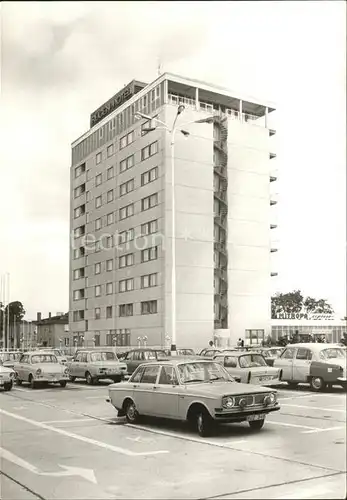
[0,380,345,499]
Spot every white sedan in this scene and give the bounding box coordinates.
[0,363,15,391]
[14,352,70,388]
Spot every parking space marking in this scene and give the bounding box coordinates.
[281,403,346,413]
[0,408,169,457]
[40,418,93,424]
[302,426,344,434]
[278,485,332,499]
[266,421,321,431]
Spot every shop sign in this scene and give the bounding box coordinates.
[275,312,335,321]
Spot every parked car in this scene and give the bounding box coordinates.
[198,348,222,358]
[121,348,168,375]
[257,347,285,366]
[273,343,347,391]
[0,362,15,391]
[38,348,67,365]
[67,349,127,384]
[163,348,196,357]
[0,351,22,369]
[14,352,70,388]
[107,359,280,437]
[213,352,281,386]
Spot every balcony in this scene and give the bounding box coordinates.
[269,129,276,136]
[214,267,227,282]
[270,152,277,159]
[270,248,278,253]
[214,187,227,203]
[270,172,278,182]
[270,224,278,229]
[168,94,195,108]
[214,163,227,177]
[214,140,227,155]
[214,214,227,228]
[270,195,278,206]
[214,241,228,255]
[271,272,278,277]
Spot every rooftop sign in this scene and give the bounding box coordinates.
[90,80,147,128]
[275,313,335,321]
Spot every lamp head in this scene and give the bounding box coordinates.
[180,129,190,137]
[177,105,185,115]
[134,112,152,121]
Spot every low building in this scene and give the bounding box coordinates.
[271,314,347,344]
[35,312,69,348]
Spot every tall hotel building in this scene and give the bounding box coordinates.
[69,73,277,349]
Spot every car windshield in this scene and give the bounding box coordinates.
[0,353,9,362]
[90,352,117,362]
[31,354,57,364]
[53,350,63,356]
[239,354,267,368]
[177,361,232,384]
[178,349,195,356]
[156,351,167,360]
[319,348,346,360]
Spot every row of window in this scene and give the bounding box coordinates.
[72,300,158,322]
[74,140,159,194]
[73,270,159,294]
[93,191,159,217]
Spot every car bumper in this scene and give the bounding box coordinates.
[214,405,280,422]
[36,376,69,383]
[0,378,13,386]
[96,372,128,380]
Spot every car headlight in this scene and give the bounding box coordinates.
[9,372,15,378]
[264,393,276,405]
[222,396,235,409]
[36,368,42,375]
[64,368,69,375]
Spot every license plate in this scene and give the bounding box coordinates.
[246,413,265,422]
[260,376,271,381]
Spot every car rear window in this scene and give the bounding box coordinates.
[90,352,117,362]
[319,348,345,360]
[31,355,57,364]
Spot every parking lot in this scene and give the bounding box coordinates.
[1,381,346,500]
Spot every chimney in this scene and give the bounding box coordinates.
[37,312,42,322]
[48,312,51,319]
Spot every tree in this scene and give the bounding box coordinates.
[3,301,26,348]
[271,290,334,318]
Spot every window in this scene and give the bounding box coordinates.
[119,228,135,244]
[73,268,84,280]
[119,253,134,268]
[141,246,158,263]
[95,307,101,320]
[106,259,113,271]
[106,236,113,248]
[119,303,133,317]
[96,152,102,164]
[74,204,85,218]
[141,141,158,161]
[119,278,134,293]
[106,212,114,225]
[141,365,160,384]
[95,196,102,208]
[73,247,85,259]
[141,115,158,136]
[296,348,312,360]
[73,289,84,301]
[141,220,158,236]
[158,366,178,385]
[141,273,158,288]
[131,366,145,383]
[95,263,101,274]
[74,183,85,198]
[106,306,113,318]
[73,310,84,321]
[107,190,114,203]
[120,130,135,149]
[75,163,86,178]
[141,167,158,186]
[119,178,135,197]
[94,333,100,346]
[119,203,134,220]
[95,240,101,252]
[281,348,295,360]
[141,300,158,315]
[74,225,85,238]
[96,174,102,186]
[107,144,114,157]
[95,285,101,297]
[141,193,158,211]
[120,155,135,173]
[106,282,113,295]
[107,166,114,180]
[245,329,265,345]
[95,218,102,230]
[64,338,70,346]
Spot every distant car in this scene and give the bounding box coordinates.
[67,349,127,384]
[274,343,347,391]
[0,351,22,369]
[14,352,70,389]
[213,352,281,386]
[257,347,285,366]
[38,348,67,365]
[0,363,15,391]
[198,348,222,358]
[107,359,280,437]
[122,348,168,375]
[164,348,196,357]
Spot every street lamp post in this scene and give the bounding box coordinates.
[135,107,213,356]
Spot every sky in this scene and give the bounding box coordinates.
[0,1,346,320]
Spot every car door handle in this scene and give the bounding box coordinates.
[133,384,139,388]
[153,386,157,390]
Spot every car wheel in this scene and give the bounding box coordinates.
[15,377,22,386]
[196,409,213,437]
[4,381,13,391]
[249,419,265,430]
[60,381,67,388]
[69,375,76,382]
[29,375,37,389]
[125,400,139,424]
[310,376,326,392]
[287,381,299,389]
[85,372,94,385]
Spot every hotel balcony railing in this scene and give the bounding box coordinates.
[214,187,227,202]
[270,224,278,229]
[214,266,228,282]
[270,170,278,182]
[168,94,269,129]
[271,272,278,277]
[214,241,228,256]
